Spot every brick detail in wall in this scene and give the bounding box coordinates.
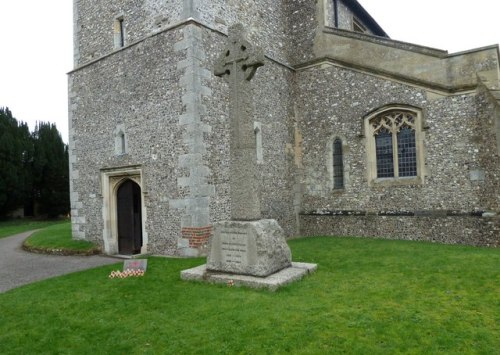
[181,226,213,248]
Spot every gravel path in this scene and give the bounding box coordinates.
[0,231,119,293]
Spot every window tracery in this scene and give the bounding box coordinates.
[371,111,417,178]
[365,108,423,185]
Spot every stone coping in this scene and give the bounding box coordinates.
[181,262,317,292]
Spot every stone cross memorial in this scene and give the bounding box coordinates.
[207,24,292,277]
[214,23,264,221]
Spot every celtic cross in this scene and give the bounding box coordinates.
[214,24,265,221]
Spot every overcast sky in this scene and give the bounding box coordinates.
[0,1,499,143]
[359,0,500,52]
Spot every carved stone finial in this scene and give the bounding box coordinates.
[228,23,245,43]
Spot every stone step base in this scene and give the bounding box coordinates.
[181,262,317,291]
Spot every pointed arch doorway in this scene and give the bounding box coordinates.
[101,166,148,255]
[116,179,143,255]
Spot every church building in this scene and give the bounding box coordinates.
[69,0,499,256]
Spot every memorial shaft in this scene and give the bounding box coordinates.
[214,24,264,221]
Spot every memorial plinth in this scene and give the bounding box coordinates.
[206,219,292,277]
[181,262,317,292]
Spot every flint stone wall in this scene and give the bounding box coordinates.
[295,64,499,245]
[70,0,499,254]
[296,64,499,211]
[74,0,184,65]
[75,0,294,67]
[70,28,185,254]
[70,15,296,255]
[300,214,500,247]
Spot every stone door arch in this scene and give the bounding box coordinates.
[101,166,147,255]
[116,179,142,255]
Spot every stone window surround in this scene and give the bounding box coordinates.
[113,14,126,49]
[114,124,128,156]
[100,166,148,255]
[364,105,425,187]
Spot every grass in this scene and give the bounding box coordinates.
[22,222,99,255]
[0,237,498,354]
[0,218,67,239]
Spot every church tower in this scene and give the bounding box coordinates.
[69,0,305,256]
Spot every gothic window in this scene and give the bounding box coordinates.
[366,108,423,185]
[119,19,125,47]
[119,132,126,155]
[333,138,344,189]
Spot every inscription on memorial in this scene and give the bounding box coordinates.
[220,229,249,266]
[207,220,292,276]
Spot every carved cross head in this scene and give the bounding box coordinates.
[214,23,265,83]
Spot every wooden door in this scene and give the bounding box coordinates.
[117,180,142,254]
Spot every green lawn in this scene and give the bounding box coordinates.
[0,237,498,354]
[22,221,98,255]
[0,218,67,239]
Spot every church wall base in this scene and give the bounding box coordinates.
[299,214,499,247]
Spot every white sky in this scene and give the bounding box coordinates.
[0,1,499,144]
[0,1,72,142]
[358,0,500,52]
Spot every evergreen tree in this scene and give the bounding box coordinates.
[32,122,70,217]
[18,121,34,215]
[0,108,29,216]
[0,109,69,218]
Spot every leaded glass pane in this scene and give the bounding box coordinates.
[397,126,417,177]
[333,139,344,189]
[375,128,394,178]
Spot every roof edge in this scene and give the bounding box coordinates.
[323,27,449,58]
[294,57,477,95]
